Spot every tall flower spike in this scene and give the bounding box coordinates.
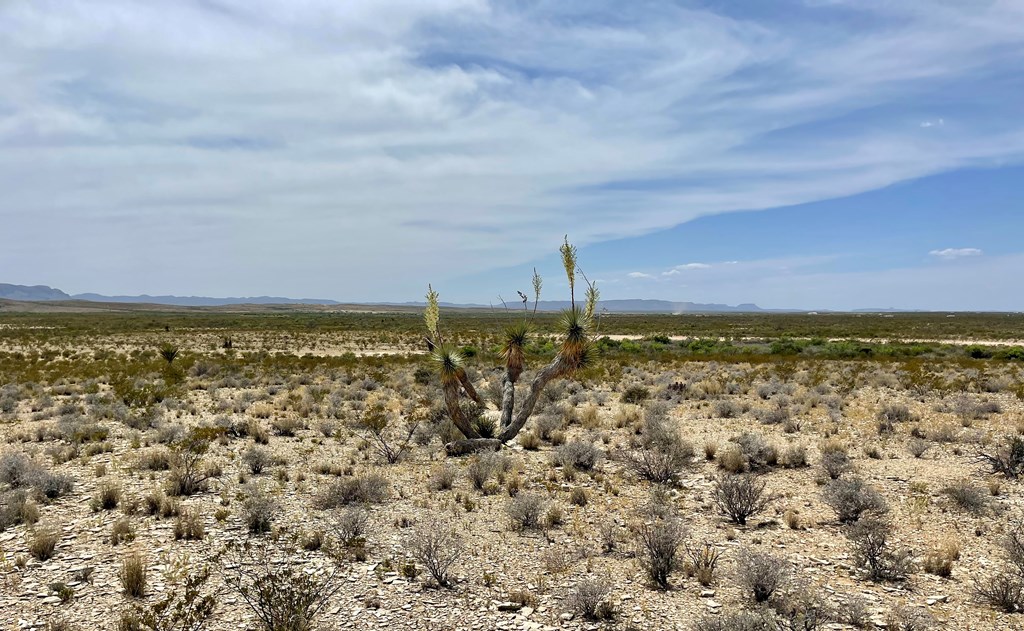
[532,268,543,315]
[584,282,599,321]
[424,284,440,342]
[560,236,577,308]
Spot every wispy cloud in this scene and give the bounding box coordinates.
[929,247,983,259]
[627,271,654,279]
[1,1,1023,298]
[619,252,1022,311]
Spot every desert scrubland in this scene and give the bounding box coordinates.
[1,308,1024,631]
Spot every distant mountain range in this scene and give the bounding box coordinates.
[0,284,342,307]
[0,283,778,312]
[0,283,898,313]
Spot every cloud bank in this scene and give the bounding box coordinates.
[2,0,1024,299]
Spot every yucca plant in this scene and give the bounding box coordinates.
[426,237,599,454]
[159,344,179,365]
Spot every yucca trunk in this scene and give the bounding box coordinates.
[497,353,572,443]
[499,374,515,430]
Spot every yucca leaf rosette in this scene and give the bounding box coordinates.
[501,322,529,382]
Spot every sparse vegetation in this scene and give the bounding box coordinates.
[1,303,1021,629]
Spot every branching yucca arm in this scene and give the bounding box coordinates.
[457,369,482,407]
[497,352,574,442]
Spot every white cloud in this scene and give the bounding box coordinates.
[0,1,1022,299]
[627,271,655,279]
[929,248,983,259]
[661,263,711,276]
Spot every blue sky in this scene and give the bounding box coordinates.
[2,0,1023,310]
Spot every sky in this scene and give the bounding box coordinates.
[2,0,1023,310]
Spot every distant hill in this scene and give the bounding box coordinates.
[0,284,71,301]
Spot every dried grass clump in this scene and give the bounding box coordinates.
[119,552,147,598]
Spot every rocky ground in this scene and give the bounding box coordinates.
[2,340,1024,631]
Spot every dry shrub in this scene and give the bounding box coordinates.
[684,541,721,586]
[241,486,278,534]
[942,479,988,514]
[429,462,458,491]
[717,445,745,473]
[110,517,135,545]
[885,606,934,631]
[848,516,913,582]
[712,473,775,525]
[173,508,205,540]
[625,410,693,485]
[314,474,389,509]
[632,513,687,589]
[822,477,887,523]
[507,493,546,531]
[568,577,615,621]
[736,548,789,602]
[406,518,463,588]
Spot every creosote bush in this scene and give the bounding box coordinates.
[241,486,278,534]
[118,567,216,631]
[847,515,913,582]
[633,513,687,589]
[820,444,851,480]
[507,493,547,531]
[712,473,774,526]
[942,480,988,514]
[167,428,223,497]
[823,477,887,523]
[314,474,389,509]
[569,577,615,621]
[407,518,464,588]
[222,541,343,631]
[242,446,273,475]
[625,404,694,485]
[736,548,789,602]
[979,434,1024,479]
[553,440,602,471]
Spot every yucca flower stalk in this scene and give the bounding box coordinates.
[560,236,577,309]
[424,284,441,345]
